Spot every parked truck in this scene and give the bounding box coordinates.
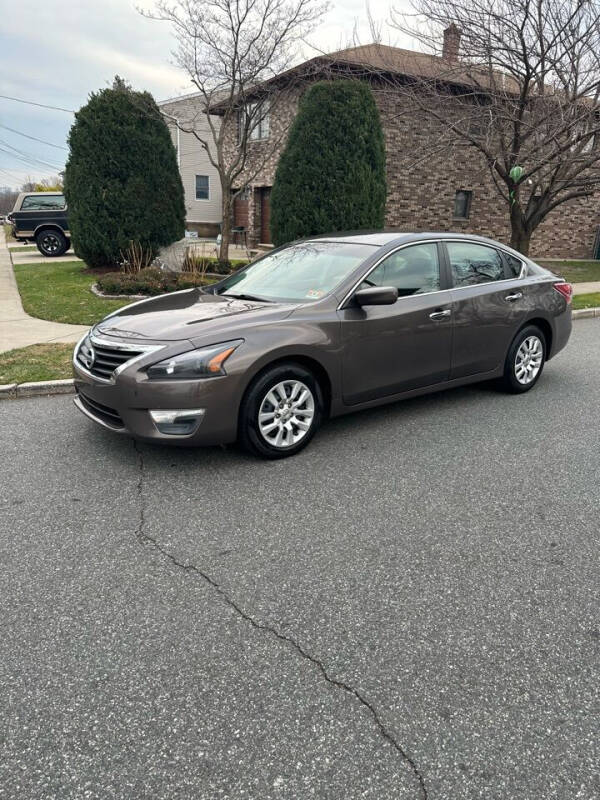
[9,192,71,257]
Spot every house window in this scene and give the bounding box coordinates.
[251,101,270,140]
[237,101,270,143]
[454,190,472,219]
[195,175,209,201]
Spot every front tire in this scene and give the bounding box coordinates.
[239,363,324,459]
[36,229,68,257]
[501,325,546,393]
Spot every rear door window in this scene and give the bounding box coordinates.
[505,253,525,278]
[447,242,506,287]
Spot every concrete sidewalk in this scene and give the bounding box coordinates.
[10,248,82,267]
[0,229,87,354]
[572,281,600,295]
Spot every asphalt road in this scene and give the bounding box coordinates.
[1,320,599,800]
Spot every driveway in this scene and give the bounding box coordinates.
[1,320,598,799]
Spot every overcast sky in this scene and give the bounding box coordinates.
[0,0,413,189]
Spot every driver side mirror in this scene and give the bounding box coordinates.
[354,286,398,306]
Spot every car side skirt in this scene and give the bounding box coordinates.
[330,366,503,418]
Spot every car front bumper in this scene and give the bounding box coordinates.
[72,342,243,447]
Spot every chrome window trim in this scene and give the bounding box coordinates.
[337,239,445,310]
[73,332,165,384]
[338,237,530,310]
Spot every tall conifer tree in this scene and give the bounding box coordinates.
[65,77,185,267]
[271,81,386,246]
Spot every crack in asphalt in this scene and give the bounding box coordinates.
[133,441,427,799]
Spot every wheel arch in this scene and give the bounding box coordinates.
[34,223,67,236]
[239,354,333,419]
[519,316,554,358]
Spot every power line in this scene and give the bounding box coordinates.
[0,123,68,151]
[0,139,62,168]
[0,145,62,172]
[0,94,74,113]
[0,137,63,167]
[0,167,26,182]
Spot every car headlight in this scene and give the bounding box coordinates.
[146,340,243,380]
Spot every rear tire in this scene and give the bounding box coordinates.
[36,228,68,257]
[500,325,546,393]
[239,363,324,459]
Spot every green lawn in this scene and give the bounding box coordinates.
[9,244,37,252]
[0,344,73,384]
[538,260,600,283]
[572,292,600,310]
[13,260,131,325]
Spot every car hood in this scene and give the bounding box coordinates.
[93,288,295,342]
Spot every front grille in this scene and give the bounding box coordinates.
[78,392,124,429]
[77,341,143,381]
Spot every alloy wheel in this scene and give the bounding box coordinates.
[514,335,543,385]
[258,379,315,449]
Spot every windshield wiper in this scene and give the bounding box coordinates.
[222,292,273,303]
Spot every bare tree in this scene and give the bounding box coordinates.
[388,0,600,255]
[0,187,19,216]
[142,0,328,261]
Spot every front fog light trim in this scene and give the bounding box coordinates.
[149,408,206,436]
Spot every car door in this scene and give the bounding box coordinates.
[443,240,528,379]
[338,241,453,405]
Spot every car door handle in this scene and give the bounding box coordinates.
[429,309,452,320]
[504,292,523,302]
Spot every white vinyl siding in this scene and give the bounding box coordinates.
[161,97,222,226]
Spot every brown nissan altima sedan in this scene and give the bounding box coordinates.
[73,232,572,458]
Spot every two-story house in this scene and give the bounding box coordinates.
[213,37,600,259]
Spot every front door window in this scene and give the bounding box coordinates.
[361,243,440,296]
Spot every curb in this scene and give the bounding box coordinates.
[572,307,600,318]
[0,378,75,400]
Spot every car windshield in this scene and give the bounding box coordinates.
[216,241,377,302]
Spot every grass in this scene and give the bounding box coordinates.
[13,260,131,325]
[0,344,73,384]
[9,244,37,252]
[572,292,600,310]
[3,223,15,241]
[538,260,600,283]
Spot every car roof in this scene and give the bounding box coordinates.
[307,230,517,250]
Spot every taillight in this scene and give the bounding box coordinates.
[553,282,573,304]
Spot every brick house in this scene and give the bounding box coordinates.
[219,37,600,258]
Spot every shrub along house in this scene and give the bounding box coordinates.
[213,35,600,258]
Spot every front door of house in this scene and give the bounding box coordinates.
[259,187,272,244]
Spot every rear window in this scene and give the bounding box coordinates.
[21,195,66,211]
